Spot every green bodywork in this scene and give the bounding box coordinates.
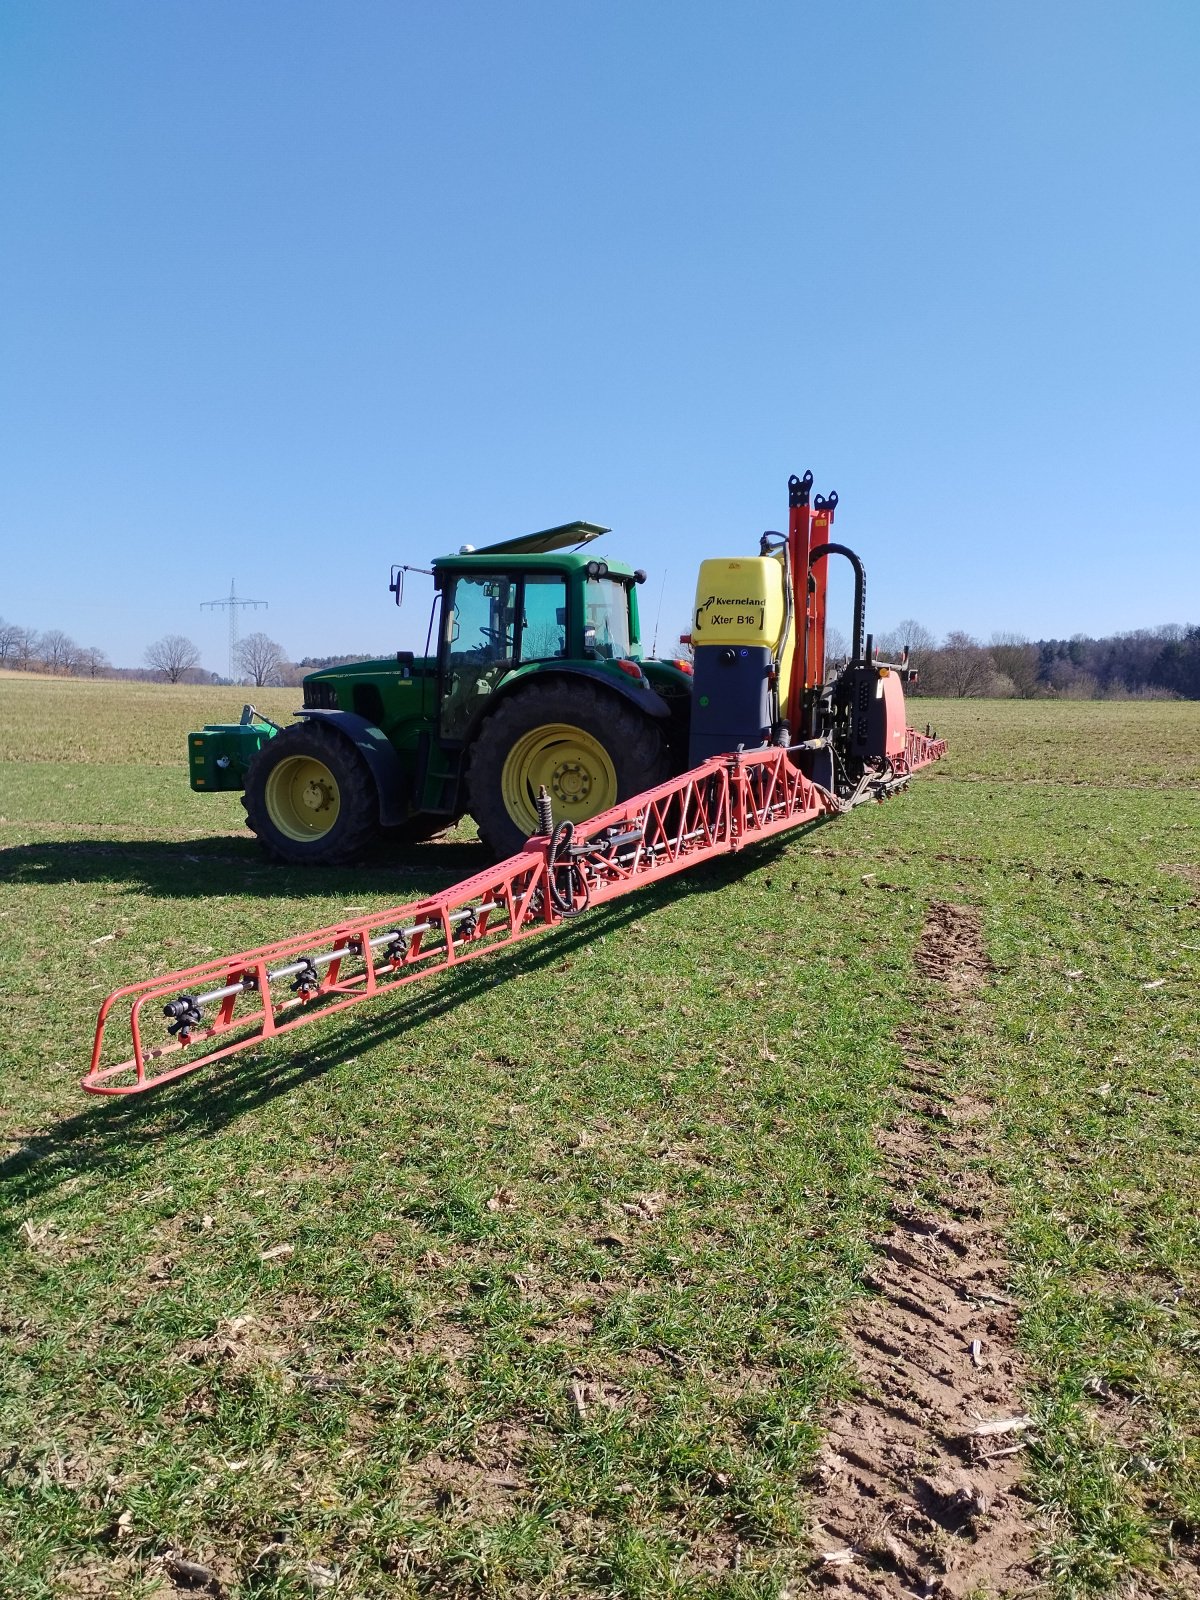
[187,524,693,827]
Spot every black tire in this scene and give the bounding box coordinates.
[467,679,670,860]
[242,721,381,865]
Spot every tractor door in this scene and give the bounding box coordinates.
[439,571,570,742]
[439,575,517,741]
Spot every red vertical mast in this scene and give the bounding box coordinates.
[786,474,839,735]
[805,489,838,701]
[785,471,814,732]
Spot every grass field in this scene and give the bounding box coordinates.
[2,676,1198,1598]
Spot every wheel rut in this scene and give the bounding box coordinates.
[809,901,1038,1598]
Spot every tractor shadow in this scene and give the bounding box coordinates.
[0,833,486,900]
[0,820,830,1222]
[0,813,837,903]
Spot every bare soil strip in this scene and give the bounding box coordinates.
[810,902,1038,1597]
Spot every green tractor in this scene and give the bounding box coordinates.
[188,522,694,862]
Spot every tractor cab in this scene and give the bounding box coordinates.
[431,524,646,746]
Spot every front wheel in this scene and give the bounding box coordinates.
[467,679,670,860]
[243,721,380,865]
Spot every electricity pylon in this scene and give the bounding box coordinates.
[201,581,268,682]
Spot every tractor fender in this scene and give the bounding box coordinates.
[295,709,411,827]
[464,663,672,750]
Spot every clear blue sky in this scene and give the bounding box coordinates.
[2,1,1196,674]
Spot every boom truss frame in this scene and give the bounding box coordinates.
[85,733,945,1096]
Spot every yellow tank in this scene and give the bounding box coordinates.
[692,555,794,703]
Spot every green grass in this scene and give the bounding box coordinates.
[912,696,1200,788]
[1,675,1198,1596]
[834,709,1200,1594]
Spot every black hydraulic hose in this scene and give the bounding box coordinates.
[547,820,590,917]
[809,542,866,663]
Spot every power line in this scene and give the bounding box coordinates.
[201,580,268,681]
[650,570,668,655]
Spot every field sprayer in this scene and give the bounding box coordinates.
[86,472,945,1095]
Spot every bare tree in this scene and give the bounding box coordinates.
[873,621,930,679]
[876,618,938,661]
[146,634,201,684]
[39,629,80,675]
[236,631,287,687]
[938,630,992,697]
[895,618,937,656]
[10,626,40,671]
[989,632,1040,698]
[0,618,21,665]
[77,645,111,678]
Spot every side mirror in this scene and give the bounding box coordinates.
[389,563,434,606]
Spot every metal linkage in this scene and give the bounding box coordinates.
[84,737,945,1096]
[898,727,947,778]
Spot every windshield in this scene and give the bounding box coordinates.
[583,577,633,660]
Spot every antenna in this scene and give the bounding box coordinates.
[201,580,268,681]
[650,570,667,656]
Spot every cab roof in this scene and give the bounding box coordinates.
[451,520,609,557]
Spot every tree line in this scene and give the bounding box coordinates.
[4,612,1198,698]
[0,619,305,688]
[859,621,1199,699]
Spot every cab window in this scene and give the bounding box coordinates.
[583,577,633,660]
[445,575,516,662]
[520,574,568,660]
[440,575,516,739]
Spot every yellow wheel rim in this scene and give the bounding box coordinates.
[500,723,618,837]
[264,755,342,841]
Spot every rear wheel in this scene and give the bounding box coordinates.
[468,679,670,860]
[243,722,380,865]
